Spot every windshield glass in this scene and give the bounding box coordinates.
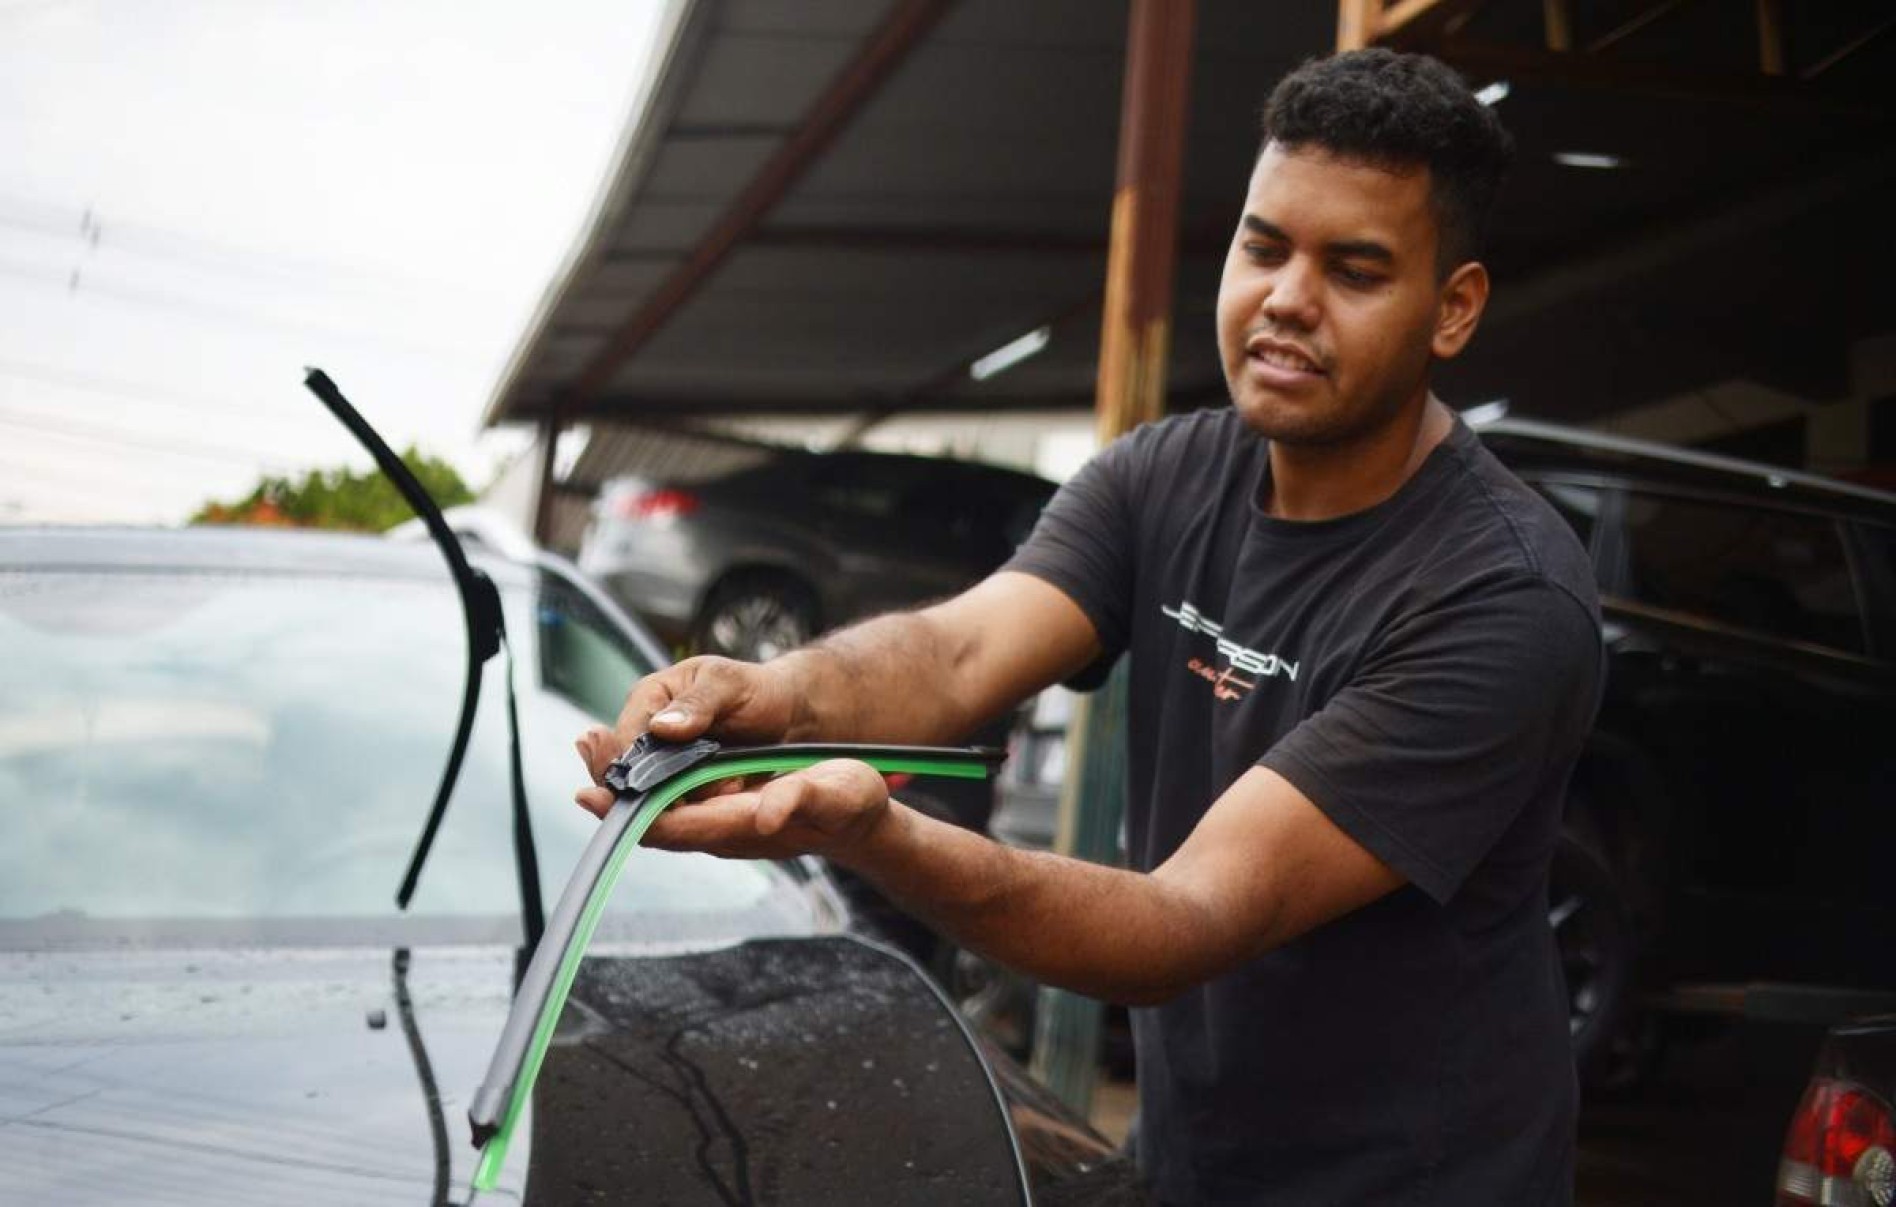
[0,553,804,944]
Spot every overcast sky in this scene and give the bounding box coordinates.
[0,0,664,524]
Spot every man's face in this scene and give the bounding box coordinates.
[1216,142,1450,447]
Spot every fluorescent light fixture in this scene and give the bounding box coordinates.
[1553,151,1627,170]
[970,326,1051,382]
[1474,80,1510,106]
[1460,399,1511,427]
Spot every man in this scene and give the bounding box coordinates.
[578,49,1601,1205]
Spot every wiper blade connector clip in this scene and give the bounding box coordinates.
[605,734,722,795]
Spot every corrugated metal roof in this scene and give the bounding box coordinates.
[485,0,1896,434]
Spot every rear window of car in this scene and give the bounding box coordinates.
[1618,492,1866,654]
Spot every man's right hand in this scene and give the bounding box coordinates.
[574,654,800,817]
[573,572,1102,819]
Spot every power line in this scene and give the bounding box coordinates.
[0,406,305,469]
[0,454,208,503]
[0,356,324,425]
[0,437,259,486]
[0,191,507,302]
[0,254,484,363]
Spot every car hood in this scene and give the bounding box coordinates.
[1,932,1141,1205]
[0,938,526,1205]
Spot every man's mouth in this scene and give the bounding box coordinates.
[1245,336,1325,376]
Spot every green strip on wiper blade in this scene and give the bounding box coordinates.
[467,740,1002,1192]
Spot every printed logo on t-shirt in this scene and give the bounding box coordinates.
[1161,599,1300,702]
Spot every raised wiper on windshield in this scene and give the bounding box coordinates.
[465,737,1005,1191]
[302,369,544,951]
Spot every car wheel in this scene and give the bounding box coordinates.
[694,572,817,661]
[1548,831,1635,1082]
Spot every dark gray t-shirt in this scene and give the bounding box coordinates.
[1004,408,1602,1206]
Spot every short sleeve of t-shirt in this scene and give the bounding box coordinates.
[1261,574,1601,903]
[1001,426,1151,677]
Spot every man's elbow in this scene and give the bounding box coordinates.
[1088,927,1265,1008]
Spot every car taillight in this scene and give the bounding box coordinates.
[1777,1078,1896,1207]
[612,488,699,522]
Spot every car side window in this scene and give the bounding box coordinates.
[810,458,908,521]
[1619,492,1865,654]
[533,572,659,723]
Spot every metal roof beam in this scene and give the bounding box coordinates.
[1802,14,1896,82]
[1370,0,1891,117]
[1422,42,1891,117]
[513,391,1097,423]
[1339,0,1487,50]
[744,224,1233,260]
[567,0,953,404]
[1483,147,1896,332]
[1587,0,1694,55]
[750,225,1108,256]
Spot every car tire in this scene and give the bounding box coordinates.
[1549,829,1636,1083]
[693,571,818,661]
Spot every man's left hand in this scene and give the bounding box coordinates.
[639,758,892,863]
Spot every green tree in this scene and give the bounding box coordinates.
[191,447,475,532]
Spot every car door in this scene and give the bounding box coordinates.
[1597,487,1896,988]
[805,456,988,618]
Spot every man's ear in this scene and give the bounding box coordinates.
[1431,261,1489,361]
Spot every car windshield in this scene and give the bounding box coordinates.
[0,551,802,945]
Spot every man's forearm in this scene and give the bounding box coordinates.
[771,609,990,744]
[839,800,1246,1006]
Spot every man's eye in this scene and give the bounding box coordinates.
[1335,266,1383,287]
[1243,243,1286,264]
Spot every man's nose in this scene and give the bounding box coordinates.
[1261,256,1320,330]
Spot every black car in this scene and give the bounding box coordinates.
[577,450,1056,660]
[1776,1015,1896,1206]
[1479,417,1896,1079]
[0,526,1141,1204]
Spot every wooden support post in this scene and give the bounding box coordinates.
[1092,0,1196,445]
[1544,0,1574,52]
[1756,0,1785,75]
[1031,0,1196,1119]
[531,412,563,548]
[1338,0,1379,51]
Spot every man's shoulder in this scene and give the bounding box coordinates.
[1421,423,1600,614]
[1115,406,1251,459]
[1104,407,1259,490]
[1076,408,1258,514]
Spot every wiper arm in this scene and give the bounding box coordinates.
[302,369,542,951]
[465,738,1005,1192]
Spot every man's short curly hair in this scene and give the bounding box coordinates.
[1262,49,1514,274]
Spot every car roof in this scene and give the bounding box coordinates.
[1478,417,1896,524]
[715,448,1053,488]
[0,524,541,587]
[0,523,676,670]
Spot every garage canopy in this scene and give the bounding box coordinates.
[482,0,1894,460]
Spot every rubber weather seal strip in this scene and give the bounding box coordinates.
[466,739,1004,1191]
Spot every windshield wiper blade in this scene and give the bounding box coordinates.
[465,739,1005,1190]
[301,369,541,947]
